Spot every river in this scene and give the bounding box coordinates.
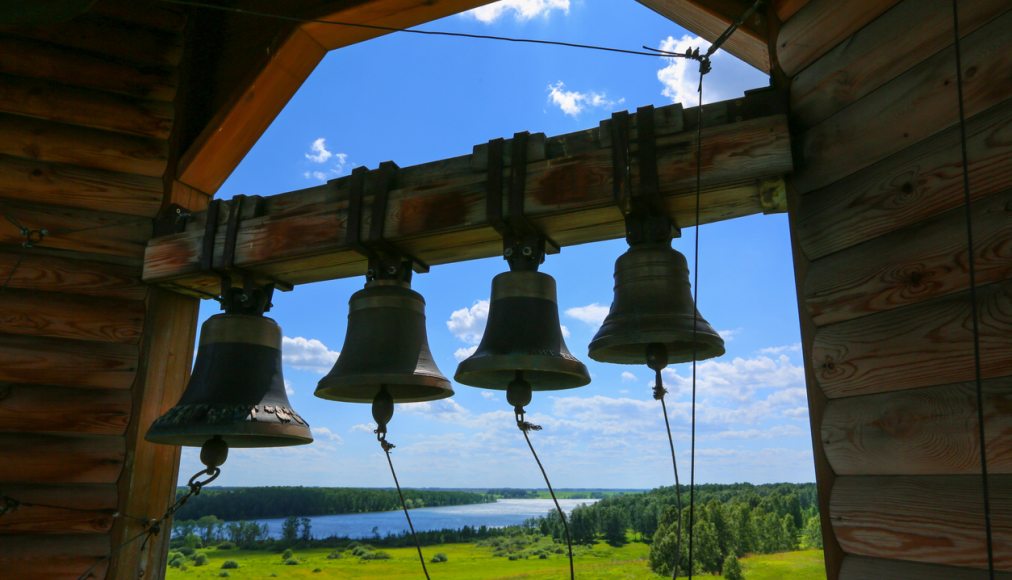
[253,498,598,540]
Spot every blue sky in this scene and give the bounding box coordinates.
[177,0,813,489]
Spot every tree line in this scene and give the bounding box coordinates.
[173,486,495,521]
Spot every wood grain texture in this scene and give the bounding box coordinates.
[776,0,900,76]
[0,113,168,178]
[772,0,809,22]
[0,335,138,390]
[0,153,164,217]
[0,384,132,437]
[90,0,186,33]
[0,484,118,535]
[0,36,176,102]
[0,533,109,579]
[0,434,124,484]
[812,280,1012,398]
[0,289,145,344]
[823,378,1012,476]
[804,189,1012,326]
[793,12,1012,194]
[0,74,174,140]
[831,475,1011,570]
[151,102,791,293]
[791,0,1009,128]
[0,202,151,260]
[636,0,769,70]
[796,99,1012,261]
[841,555,1012,580]
[0,251,146,300]
[109,289,199,580]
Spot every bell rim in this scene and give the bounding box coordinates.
[588,335,726,365]
[454,355,591,390]
[145,421,313,448]
[314,383,454,404]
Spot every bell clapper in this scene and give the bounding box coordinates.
[646,343,669,400]
[372,386,396,450]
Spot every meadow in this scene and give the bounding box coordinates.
[165,543,825,579]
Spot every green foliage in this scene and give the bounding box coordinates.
[430,552,448,563]
[218,573,229,578]
[220,560,239,569]
[216,541,234,550]
[326,550,343,560]
[284,558,300,565]
[360,551,391,560]
[313,568,322,573]
[801,515,823,549]
[192,553,208,566]
[281,548,293,560]
[724,553,744,580]
[600,507,629,546]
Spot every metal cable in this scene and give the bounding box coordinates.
[378,434,430,580]
[653,369,683,579]
[951,1,994,577]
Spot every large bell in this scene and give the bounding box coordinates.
[315,279,452,403]
[146,312,313,448]
[589,242,725,365]
[455,271,590,390]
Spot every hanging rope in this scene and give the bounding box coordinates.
[951,1,994,577]
[650,365,683,580]
[514,407,575,580]
[376,430,430,580]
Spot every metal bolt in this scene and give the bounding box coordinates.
[386,265,398,275]
[504,247,514,258]
[521,246,533,257]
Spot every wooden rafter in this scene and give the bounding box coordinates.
[145,89,791,296]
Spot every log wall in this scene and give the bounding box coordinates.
[777,0,1012,577]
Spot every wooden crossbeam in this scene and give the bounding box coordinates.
[144,89,792,296]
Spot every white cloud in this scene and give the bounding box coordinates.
[718,328,741,342]
[547,82,623,117]
[564,303,610,328]
[305,138,333,163]
[350,423,376,433]
[662,354,804,404]
[621,371,638,383]
[656,34,716,106]
[284,379,295,396]
[759,343,802,355]
[282,336,340,373]
[312,426,344,443]
[447,300,489,345]
[560,324,571,338]
[480,391,498,400]
[465,0,569,23]
[453,345,478,362]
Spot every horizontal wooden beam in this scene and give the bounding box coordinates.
[0,251,147,300]
[0,484,118,535]
[841,556,1012,580]
[0,533,109,579]
[0,289,145,344]
[0,433,124,484]
[0,335,138,390]
[0,384,132,437]
[147,92,791,294]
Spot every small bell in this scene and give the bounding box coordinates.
[146,310,313,448]
[315,278,452,404]
[455,269,590,390]
[589,242,724,364]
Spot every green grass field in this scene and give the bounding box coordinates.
[166,543,825,579]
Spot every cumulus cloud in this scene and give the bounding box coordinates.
[303,139,349,182]
[312,426,344,443]
[464,0,569,23]
[305,138,333,163]
[718,328,741,342]
[282,336,340,373]
[759,343,802,355]
[447,300,489,345]
[564,303,610,328]
[350,423,376,433]
[284,379,295,396]
[454,345,478,362]
[662,354,804,404]
[621,371,638,383]
[656,35,712,106]
[547,82,623,117]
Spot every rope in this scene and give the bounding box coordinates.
[377,432,430,580]
[516,409,574,580]
[653,369,683,579]
[951,1,994,577]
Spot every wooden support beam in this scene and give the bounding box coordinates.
[831,475,1011,570]
[841,556,1012,580]
[0,384,132,437]
[635,0,769,71]
[0,433,124,484]
[0,290,145,344]
[823,377,1012,476]
[0,534,109,580]
[0,335,138,390]
[0,251,147,300]
[812,280,1012,399]
[0,484,118,535]
[149,94,791,294]
[0,202,152,261]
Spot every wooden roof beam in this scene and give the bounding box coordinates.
[146,89,791,296]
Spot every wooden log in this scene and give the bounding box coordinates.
[0,289,145,344]
[804,189,1012,326]
[0,74,174,140]
[831,475,1012,570]
[0,384,131,437]
[0,335,138,390]
[812,280,1012,399]
[791,0,1009,128]
[0,113,168,178]
[636,0,769,71]
[776,0,900,76]
[0,201,152,260]
[4,14,183,67]
[0,36,176,102]
[841,555,1012,580]
[0,251,146,300]
[0,534,109,580]
[151,102,792,294]
[0,484,118,535]
[773,0,810,22]
[793,12,1012,194]
[796,99,1012,261]
[822,378,1012,476]
[0,154,164,217]
[108,288,199,579]
[90,0,187,33]
[0,433,124,484]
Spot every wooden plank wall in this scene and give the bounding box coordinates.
[774,0,1012,577]
[0,2,204,578]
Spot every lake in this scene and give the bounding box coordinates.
[254,498,597,540]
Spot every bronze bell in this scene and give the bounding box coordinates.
[146,312,313,448]
[315,279,452,403]
[455,270,590,390]
[589,242,725,365]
